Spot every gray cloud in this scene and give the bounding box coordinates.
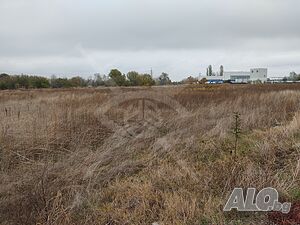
[0,0,300,80]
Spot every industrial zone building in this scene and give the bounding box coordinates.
[202,67,268,84]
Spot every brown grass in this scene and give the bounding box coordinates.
[1,84,300,224]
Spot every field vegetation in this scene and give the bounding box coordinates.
[1,84,300,224]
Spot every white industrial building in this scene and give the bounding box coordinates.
[202,67,268,84]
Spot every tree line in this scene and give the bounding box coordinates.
[0,69,179,90]
[0,73,50,89]
[285,72,300,81]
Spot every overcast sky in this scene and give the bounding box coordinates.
[0,0,300,80]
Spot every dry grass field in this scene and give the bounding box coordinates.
[1,84,300,225]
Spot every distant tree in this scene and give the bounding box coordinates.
[0,75,11,89]
[289,71,300,81]
[127,71,140,86]
[16,75,30,88]
[140,74,155,86]
[220,65,224,76]
[50,75,58,88]
[93,73,105,86]
[69,76,86,87]
[30,76,50,88]
[0,74,50,89]
[108,69,127,86]
[85,76,94,87]
[103,79,115,87]
[208,65,213,76]
[0,73,9,78]
[157,72,172,85]
[126,71,155,86]
[50,77,72,88]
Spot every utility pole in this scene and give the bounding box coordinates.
[150,68,153,77]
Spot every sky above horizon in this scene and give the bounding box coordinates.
[0,0,300,81]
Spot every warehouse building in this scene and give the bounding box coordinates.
[203,67,268,83]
